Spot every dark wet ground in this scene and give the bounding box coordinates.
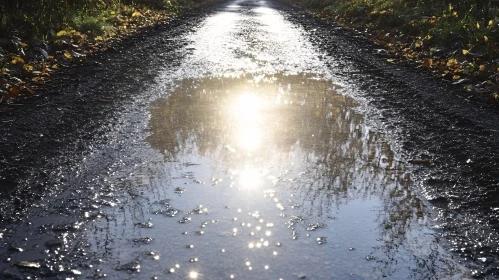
[0,0,498,279]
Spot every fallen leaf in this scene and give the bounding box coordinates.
[8,87,20,97]
[23,64,34,72]
[446,58,458,67]
[479,64,486,71]
[462,49,469,55]
[57,30,68,37]
[63,52,72,59]
[422,58,433,68]
[11,56,25,64]
[32,77,45,83]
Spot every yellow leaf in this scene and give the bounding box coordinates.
[11,56,25,64]
[64,52,72,59]
[132,11,141,17]
[452,75,461,80]
[484,36,489,43]
[462,49,469,55]
[446,58,457,67]
[489,20,494,26]
[476,23,480,29]
[479,64,486,71]
[422,58,433,68]
[51,64,59,69]
[23,64,34,72]
[415,42,422,48]
[57,30,68,37]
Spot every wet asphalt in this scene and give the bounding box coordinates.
[0,0,499,279]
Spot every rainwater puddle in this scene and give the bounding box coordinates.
[85,74,464,279]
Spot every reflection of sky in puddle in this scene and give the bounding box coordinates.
[88,74,463,279]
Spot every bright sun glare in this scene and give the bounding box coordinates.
[238,125,261,151]
[232,93,264,152]
[239,168,262,190]
[235,93,261,121]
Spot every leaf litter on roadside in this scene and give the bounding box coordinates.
[0,7,177,105]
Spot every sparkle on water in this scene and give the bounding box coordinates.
[189,271,199,279]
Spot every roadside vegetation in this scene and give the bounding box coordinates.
[290,0,499,103]
[0,0,217,104]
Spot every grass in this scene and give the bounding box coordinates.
[70,14,114,35]
[314,0,499,59]
[287,0,499,103]
[0,0,222,103]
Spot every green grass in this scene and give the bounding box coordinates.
[309,0,498,58]
[0,0,199,39]
[70,14,113,35]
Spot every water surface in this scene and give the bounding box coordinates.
[84,74,463,279]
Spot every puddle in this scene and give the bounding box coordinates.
[83,74,464,279]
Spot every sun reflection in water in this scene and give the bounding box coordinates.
[237,126,261,151]
[189,271,198,279]
[232,93,263,152]
[234,93,262,121]
[239,168,262,189]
